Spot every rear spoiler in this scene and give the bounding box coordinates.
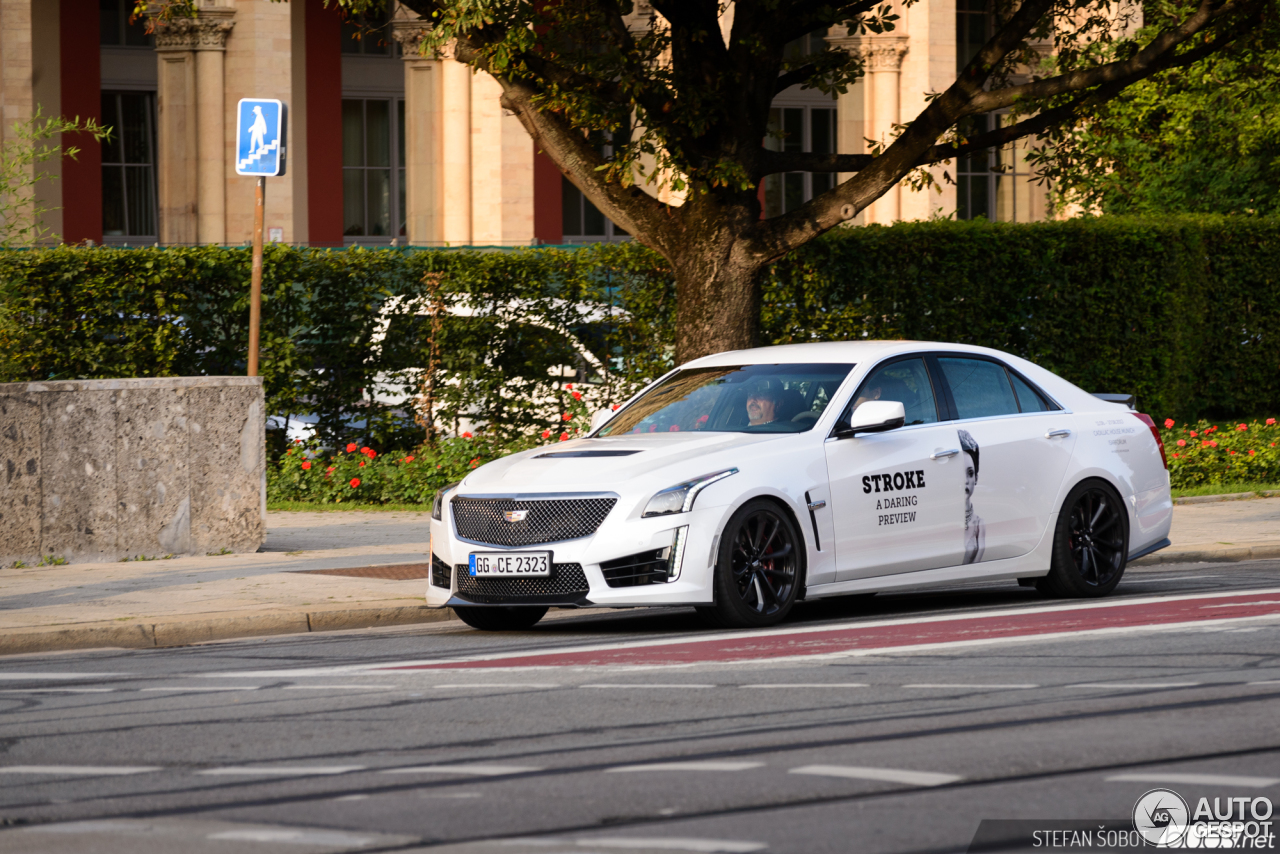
[1093,393,1136,410]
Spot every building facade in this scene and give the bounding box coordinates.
[0,0,1050,249]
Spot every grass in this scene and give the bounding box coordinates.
[1171,482,1280,499]
[267,500,432,513]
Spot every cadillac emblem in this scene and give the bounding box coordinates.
[504,509,529,523]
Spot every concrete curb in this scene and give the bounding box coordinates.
[1132,543,1280,566]
[1174,490,1280,505]
[0,605,457,657]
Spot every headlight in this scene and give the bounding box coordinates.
[432,481,460,521]
[642,469,738,518]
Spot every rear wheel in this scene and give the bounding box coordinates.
[453,606,548,631]
[698,500,802,628]
[1036,480,1128,597]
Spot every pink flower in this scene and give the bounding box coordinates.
[669,424,680,432]
[1205,440,1218,448]
[1238,423,1248,431]
[562,412,572,421]
[1164,418,1175,429]
[326,466,335,473]
[346,443,357,453]
[462,431,473,438]
[1190,431,1198,437]
[350,478,360,488]
[541,429,551,439]
[1176,439,1186,447]
[559,432,569,441]
[696,414,709,426]
[1268,418,1276,426]
[301,460,311,470]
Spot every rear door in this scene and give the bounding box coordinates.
[934,356,1076,563]
[824,356,967,580]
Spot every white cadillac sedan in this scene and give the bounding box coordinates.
[426,341,1173,631]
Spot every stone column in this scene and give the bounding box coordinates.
[858,37,909,223]
[440,43,472,246]
[392,20,443,245]
[151,6,234,245]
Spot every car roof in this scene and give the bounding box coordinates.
[684,340,1012,368]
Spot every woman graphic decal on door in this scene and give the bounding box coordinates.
[959,429,985,564]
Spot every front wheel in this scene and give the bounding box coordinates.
[453,606,548,631]
[698,499,802,629]
[1036,480,1129,597]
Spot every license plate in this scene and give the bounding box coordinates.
[468,551,551,577]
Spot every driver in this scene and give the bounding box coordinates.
[746,385,781,426]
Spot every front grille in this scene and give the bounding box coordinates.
[452,497,616,547]
[430,553,452,589]
[600,548,671,588]
[455,563,589,604]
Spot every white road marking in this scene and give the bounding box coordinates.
[433,683,561,689]
[141,686,260,692]
[334,794,369,801]
[0,688,116,694]
[0,673,129,680]
[606,761,764,773]
[1107,773,1280,788]
[572,838,768,852]
[740,683,868,688]
[1124,576,1219,583]
[283,685,395,690]
[207,829,382,845]
[789,764,961,787]
[902,683,1039,689]
[1070,683,1202,689]
[198,766,365,776]
[1248,680,1280,685]
[382,764,541,776]
[0,766,159,776]
[582,684,717,689]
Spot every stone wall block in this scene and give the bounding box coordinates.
[115,386,192,559]
[0,394,41,561]
[39,390,119,562]
[188,385,264,555]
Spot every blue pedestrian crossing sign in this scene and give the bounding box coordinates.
[235,98,287,177]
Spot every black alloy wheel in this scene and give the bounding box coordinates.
[1037,480,1129,597]
[698,499,802,628]
[453,605,549,631]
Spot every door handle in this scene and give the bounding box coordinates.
[806,500,827,511]
[1045,429,1072,439]
[930,448,960,460]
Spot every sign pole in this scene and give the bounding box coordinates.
[248,176,265,377]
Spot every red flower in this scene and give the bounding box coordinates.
[295,439,303,444]
[1164,418,1175,429]
[366,450,377,459]
[405,455,414,462]
[1230,450,1237,455]
[1176,439,1186,447]
[346,443,357,453]
[286,449,293,455]
[1210,426,1219,432]
[462,431,473,439]
[350,478,361,488]
[559,432,569,441]
[612,404,620,410]
[565,383,574,390]
[358,460,365,467]
[301,461,311,470]
[1237,423,1248,431]
[469,458,478,466]
[1205,440,1218,447]
[1190,431,1198,437]
[572,391,582,401]
[326,466,335,473]
[1249,450,1256,455]
[1173,453,1180,458]
[562,412,572,421]
[1268,418,1276,426]
[541,429,551,439]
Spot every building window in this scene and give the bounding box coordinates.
[99,0,152,47]
[562,130,629,243]
[343,98,405,242]
[763,106,836,217]
[101,91,157,240]
[955,114,1039,222]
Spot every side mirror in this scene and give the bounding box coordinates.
[590,408,616,432]
[835,400,906,438]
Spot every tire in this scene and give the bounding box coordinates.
[1036,479,1129,598]
[698,499,803,628]
[453,605,549,631]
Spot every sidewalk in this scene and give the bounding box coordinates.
[3,498,1280,656]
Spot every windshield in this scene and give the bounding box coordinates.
[598,363,855,436]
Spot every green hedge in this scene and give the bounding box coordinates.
[2,217,1278,454]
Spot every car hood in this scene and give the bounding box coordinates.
[460,432,785,493]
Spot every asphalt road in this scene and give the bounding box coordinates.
[1,563,1279,854]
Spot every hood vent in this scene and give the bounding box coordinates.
[534,450,642,459]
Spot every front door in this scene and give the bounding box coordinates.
[824,357,966,580]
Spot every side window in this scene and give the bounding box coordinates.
[1010,372,1053,412]
[843,358,939,427]
[939,357,1020,419]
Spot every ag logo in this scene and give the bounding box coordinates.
[1133,788,1189,846]
[504,509,529,523]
